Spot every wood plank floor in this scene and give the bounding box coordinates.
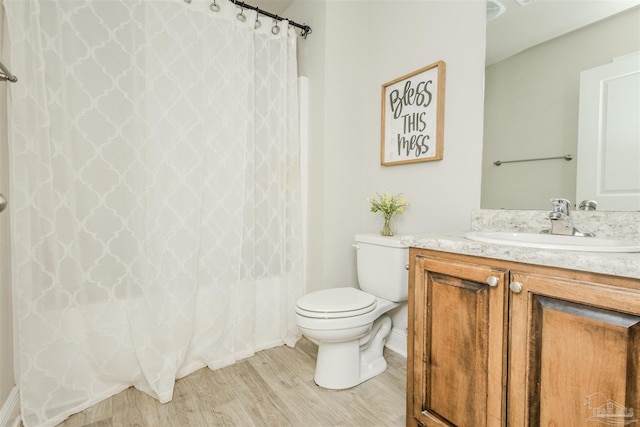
[53,338,407,427]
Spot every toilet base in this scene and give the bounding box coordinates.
[313,315,393,390]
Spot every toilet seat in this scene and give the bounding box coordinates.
[296,287,376,319]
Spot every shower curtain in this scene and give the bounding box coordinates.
[4,1,304,426]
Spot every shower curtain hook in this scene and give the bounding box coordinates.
[237,3,247,22]
[271,17,280,35]
[209,0,220,12]
[254,15,262,30]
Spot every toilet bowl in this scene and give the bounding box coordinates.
[295,234,408,390]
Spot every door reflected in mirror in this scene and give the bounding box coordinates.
[576,53,640,211]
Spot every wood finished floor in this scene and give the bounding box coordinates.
[53,338,407,427]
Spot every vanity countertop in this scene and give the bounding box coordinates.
[402,209,640,280]
[402,232,640,280]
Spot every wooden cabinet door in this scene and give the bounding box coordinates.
[407,254,508,427]
[508,271,640,426]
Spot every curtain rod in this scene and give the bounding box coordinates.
[227,0,312,38]
[0,60,17,83]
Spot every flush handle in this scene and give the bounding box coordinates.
[510,281,523,294]
[487,276,499,287]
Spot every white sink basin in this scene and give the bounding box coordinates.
[465,231,640,253]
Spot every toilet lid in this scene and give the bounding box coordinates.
[295,287,376,319]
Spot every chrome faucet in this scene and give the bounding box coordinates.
[578,199,597,211]
[548,198,574,235]
[542,198,594,237]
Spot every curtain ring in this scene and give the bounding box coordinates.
[254,16,262,29]
[209,1,220,12]
[271,18,280,35]
[237,5,246,22]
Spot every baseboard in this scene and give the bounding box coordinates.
[0,386,20,427]
[385,326,407,358]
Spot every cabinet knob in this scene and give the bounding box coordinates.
[510,281,523,294]
[487,276,499,287]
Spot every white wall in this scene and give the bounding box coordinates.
[287,0,486,339]
[482,7,640,210]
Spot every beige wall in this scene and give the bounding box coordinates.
[0,1,16,409]
[482,7,640,210]
[287,0,486,334]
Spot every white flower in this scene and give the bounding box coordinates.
[368,192,407,217]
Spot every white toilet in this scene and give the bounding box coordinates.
[295,234,408,389]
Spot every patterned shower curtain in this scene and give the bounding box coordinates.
[4,1,304,426]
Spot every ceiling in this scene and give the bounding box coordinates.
[486,0,640,65]
[248,0,639,66]
[249,0,293,15]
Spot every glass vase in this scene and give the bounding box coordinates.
[380,214,393,236]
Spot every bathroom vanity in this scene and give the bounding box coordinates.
[403,210,640,427]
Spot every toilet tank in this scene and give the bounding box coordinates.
[354,234,409,302]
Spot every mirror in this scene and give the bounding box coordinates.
[481,0,640,211]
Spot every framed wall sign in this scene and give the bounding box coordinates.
[381,61,446,166]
